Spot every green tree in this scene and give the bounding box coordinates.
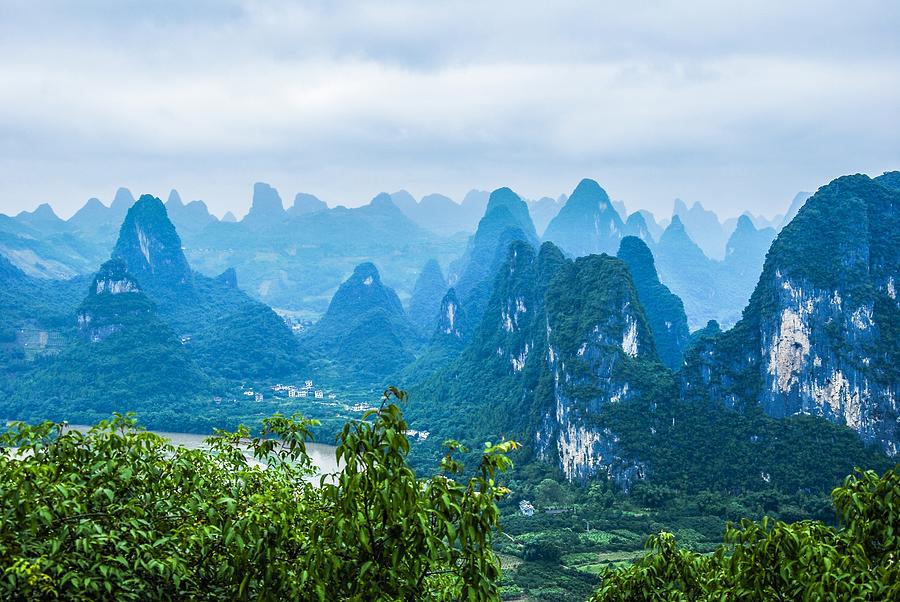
[0,388,518,601]
[535,478,568,507]
[591,466,900,601]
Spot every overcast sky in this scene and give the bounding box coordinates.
[1,0,898,219]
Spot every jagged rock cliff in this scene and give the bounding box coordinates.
[108,194,259,336]
[617,236,690,370]
[77,260,153,342]
[682,174,900,455]
[412,240,666,484]
[533,249,663,483]
[8,258,208,419]
[111,195,192,288]
[435,288,468,342]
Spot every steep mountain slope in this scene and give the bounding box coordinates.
[112,195,193,289]
[304,262,420,381]
[722,215,777,305]
[0,255,88,395]
[635,210,664,241]
[411,240,669,482]
[184,190,459,315]
[681,174,900,455]
[14,204,67,233]
[652,214,772,330]
[406,259,448,336]
[108,195,255,334]
[410,227,889,493]
[398,287,471,382]
[653,216,724,328]
[876,170,900,191]
[623,211,655,244]
[543,179,625,257]
[241,182,287,229]
[6,260,208,422]
[67,188,137,249]
[450,187,540,325]
[617,236,690,370]
[779,191,814,229]
[190,303,307,380]
[388,191,486,236]
[67,197,109,230]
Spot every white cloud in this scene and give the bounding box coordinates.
[0,0,898,218]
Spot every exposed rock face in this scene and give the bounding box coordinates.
[407,259,448,336]
[111,195,193,289]
[682,174,900,455]
[77,260,153,342]
[617,236,690,370]
[543,178,625,257]
[435,288,467,340]
[413,241,662,485]
[534,250,659,483]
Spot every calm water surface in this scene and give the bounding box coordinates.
[67,425,341,477]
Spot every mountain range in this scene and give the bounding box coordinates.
[1,171,896,497]
[408,172,899,492]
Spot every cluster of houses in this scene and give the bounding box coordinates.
[234,380,344,404]
[272,380,323,399]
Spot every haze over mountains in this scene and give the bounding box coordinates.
[1,172,898,488]
[2,179,801,325]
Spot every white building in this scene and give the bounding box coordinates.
[519,500,535,517]
[254,392,263,402]
[314,390,324,399]
[305,380,314,388]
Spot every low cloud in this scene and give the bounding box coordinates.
[1,0,898,218]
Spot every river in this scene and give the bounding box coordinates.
[66,425,341,478]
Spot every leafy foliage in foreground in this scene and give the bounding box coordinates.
[591,465,900,601]
[0,390,516,601]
